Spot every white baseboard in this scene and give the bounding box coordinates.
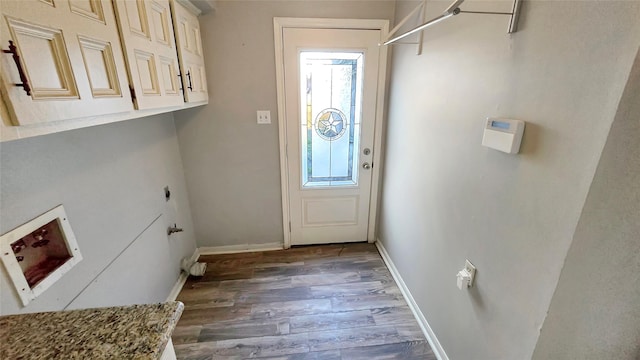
[166,247,200,302]
[375,239,449,360]
[198,242,284,255]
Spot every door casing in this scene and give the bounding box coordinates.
[273,17,389,249]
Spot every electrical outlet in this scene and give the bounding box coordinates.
[257,110,271,124]
[465,259,476,286]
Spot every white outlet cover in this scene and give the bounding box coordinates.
[465,259,476,286]
[257,110,271,124]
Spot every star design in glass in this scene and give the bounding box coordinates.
[320,112,342,136]
[315,108,347,141]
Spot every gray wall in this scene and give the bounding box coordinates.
[532,48,640,360]
[174,0,395,248]
[379,1,640,359]
[0,114,196,315]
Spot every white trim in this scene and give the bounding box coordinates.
[1,100,207,143]
[273,17,390,247]
[174,0,202,16]
[198,242,284,255]
[166,247,200,301]
[367,21,390,243]
[160,339,177,360]
[273,19,291,249]
[274,18,388,30]
[375,239,449,360]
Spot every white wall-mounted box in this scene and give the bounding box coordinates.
[0,205,82,307]
[481,118,525,154]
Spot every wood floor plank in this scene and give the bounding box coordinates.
[219,275,293,291]
[395,323,427,341]
[290,272,361,287]
[172,325,202,345]
[371,306,418,326]
[251,299,332,318]
[179,304,253,326]
[251,350,341,360]
[307,325,401,352]
[195,333,309,359]
[309,281,398,298]
[236,286,313,305]
[177,287,237,309]
[198,318,290,342]
[289,310,375,334]
[197,267,255,282]
[172,243,431,360]
[330,294,408,312]
[339,341,437,360]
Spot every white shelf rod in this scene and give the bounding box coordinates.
[382,0,522,47]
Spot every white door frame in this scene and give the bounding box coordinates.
[274,17,389,249]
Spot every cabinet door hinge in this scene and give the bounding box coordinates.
[129,85,136,101]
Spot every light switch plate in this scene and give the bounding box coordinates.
[257,110,271,124]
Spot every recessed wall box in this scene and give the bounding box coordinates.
[481,118,525,154]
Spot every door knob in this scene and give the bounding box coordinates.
[362,162,371,170]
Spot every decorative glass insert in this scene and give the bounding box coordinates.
[300,51,364,187]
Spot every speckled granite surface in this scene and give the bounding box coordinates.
[0,301,184,360]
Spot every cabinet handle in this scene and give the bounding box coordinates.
[186,70,193,91]
[2,41,31,96]
[177,73,183,91]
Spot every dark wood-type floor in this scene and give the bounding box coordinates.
[172,242,437,360]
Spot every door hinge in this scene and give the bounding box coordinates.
[129,85,136,101]
[289,221,291,232]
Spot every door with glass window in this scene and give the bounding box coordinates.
[282,27,382,245]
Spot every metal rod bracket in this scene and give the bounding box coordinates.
[382,0,523,50]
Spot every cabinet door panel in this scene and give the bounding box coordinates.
[69,0,105,23]
[196,65,206,92]
[192,27,201,56]
[159,56,180,95]
[0,0,132,125]
[114,0,184,109]
[150,2,171,46]
[78,36,121,97]
[170,0,207,103]
[124,0,150,39]
[8,19,78,99]
[134,50,160,95]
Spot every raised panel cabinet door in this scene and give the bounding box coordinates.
[113,0,184,110]
[170,0,208,103]
[0,0,132,125]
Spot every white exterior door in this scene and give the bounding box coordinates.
[279,24,385,246]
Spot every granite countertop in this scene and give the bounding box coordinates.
[0,301,184,360]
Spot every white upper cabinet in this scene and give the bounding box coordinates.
[0,0,133,125]
[113,0,184,110]
[170,0,208,103]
